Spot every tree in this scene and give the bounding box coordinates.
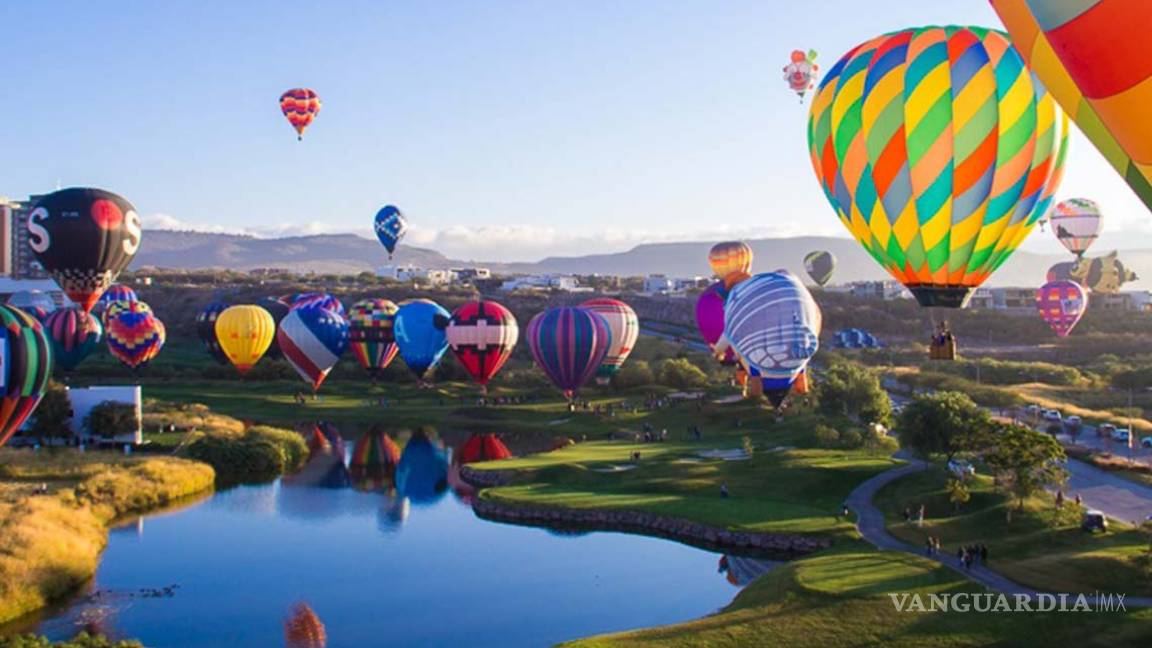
[658,358,709,389]
[85,401,139,439]
[982,423,1068,511]
[814,362,892,426]
[896,391,991,460]
[28,380,73,443]
[946,479,971,512]
[612,360,655,389]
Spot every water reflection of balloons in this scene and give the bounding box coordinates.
[396,430,449,505]
[284,602,327,648]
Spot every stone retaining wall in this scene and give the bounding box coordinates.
[459,465,515,488]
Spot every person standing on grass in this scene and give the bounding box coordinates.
[917,504,925,527]
[720,483,729,498]
[840,503,850,520]
[980,544,988,564]
[933,537,941,556]
[925,537,933,556]
[903,507,911,524]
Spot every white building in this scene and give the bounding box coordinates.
[644,274,706,295]
[500,274,588,292]
[826,280,910,301]
[377,264,455,285]
[68,385,143,445]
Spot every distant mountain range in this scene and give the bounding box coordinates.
[134,230,1151,290]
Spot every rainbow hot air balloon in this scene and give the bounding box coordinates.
[802,250,836,287]
[348,298,400,378]
[258,297,290,359]
[196,301,229,365]
[374,205,408,258]
[526,307,611,400]
[0,305,52,448]
[106,303,165,371]
[43,307,103,371]
[580,298,639,383]
[446,300,518,389]
[277,305,349,391]
[1036,280,1088,338]
[279,88,321,140]
[808,26,1068,308]
[95,285,137,313]
[708,242,754,288]
[291,292,345,318]
[1050,198,1102,258]
[992,0,1152,212]
[695,281,737,365]
[724,271,821,408]
[216,305,276,374]
[394,299,450,381]
[27,188,143,313]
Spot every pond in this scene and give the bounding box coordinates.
[10,433,777,647]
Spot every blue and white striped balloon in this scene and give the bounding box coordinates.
[723,270,821,405]
[277,305,350,391]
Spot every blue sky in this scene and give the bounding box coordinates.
[4,1,1148,261]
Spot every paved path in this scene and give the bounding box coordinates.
[1065,458,1152,525]
[846,458,1152,606]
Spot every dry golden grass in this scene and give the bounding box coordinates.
[141,399,245,435]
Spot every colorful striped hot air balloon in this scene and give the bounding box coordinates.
[215,305,276,374]
[196,301,229,365]
[277,305,349,391]
[708,242,754,288]
[106,302,165,371]
[348,298,400,378]
[1050,198,1102,258]
[291,292,345,318]
[695,281,737,365]
[526,307,611,400]
[43,307,103,371]
[724,271,821,407]
[447,300,518,388]
[580,298,639,383]
[0,305,52,448]
[1036,280,1087,338]
[802,251,836,287]
[808,26,1068,307]
[992,0,1152,212]
[101,299,151,329]
[394,300,450,381]
[279,88,321,140]
[95,285,137,313]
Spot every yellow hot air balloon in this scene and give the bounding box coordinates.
[708,241,753,288]
[215,305,276,374]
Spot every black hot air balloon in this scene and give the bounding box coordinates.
[196,301,229,364]
[258,296,291,359]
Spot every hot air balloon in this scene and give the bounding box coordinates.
[458,433,513,464]
[216,305,276,374]
[291,292,345,318]
[279,88,321,140]
[95,285,137,313]
[106,303,165,371]
[44,307,103,371]
[396,430,449,504]
[1050,251,1137,295]
[1036,280,1088,338]
[0,305,52,448]
[1050,198,1102,258]
[257,297,290,359]
[7,291,56,321]
[393,299,450,381]
[992,0,1152,212]
[27,188,143,313]
[802,251,836,287]
[809,26,1068,308]
[196,301,229,365]
[724,271,821,407]
[695,281,737,365]
[374,205,408,259]
[446,300,518,389]
[101,300,151,328]
[580,298,638,384]
[783,49,819,100]
[526,307,610,401]
[708,242,754,288]
[277,305,349,391]
[350,427,401,482]
[348,298,400,378]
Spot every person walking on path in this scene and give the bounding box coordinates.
[917,504,925,527]
[957,547,964,566]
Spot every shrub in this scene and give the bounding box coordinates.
[657,358,709,389]
[813,424,840,449]
[84,402,138,439]
[613,360,655,390]
[183,426,307,485]
[27,381,72,442]
[839,428,864,449]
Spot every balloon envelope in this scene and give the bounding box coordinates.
[347,298,400,376]
[708,242,753,287]
[808,26,1068,307]
[216,305,276,374]
[580,298,639,379]
[374,205,408,257]
[44,307,103,371]
[291,293,345,318]
[802,251,836,287]
[0,305,52,448]
[196,301,229,365]
[277,306,349,391]
[95,285,137,312]
[1050,198,1102,257]
[257,297,290,359]
[526,307,611,400]
[279,88,321,139]
[106,303,165,370]
[394,300,450,379]
[447,300,518,386]
[1036,280,1088,337]
[695,282,737,365]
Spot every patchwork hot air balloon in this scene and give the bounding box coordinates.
[802,251,836,287]
[724,271,821,407]
[396,430,449,504]
[580,298,638,383]
[257,297,290,359]
[279,88,321,140]
[1036,280,1088,337]
[106,303,165,371]
[526,307,611,400]
[43,307,103,371]
[374,205,408,258]
[350,428,401,480]
[7,291,56,321]
[0,305,52,448]
[291,292,345,318]
[348,298,400,377]
[27,188,142,312]
[196,301,229,365]
[695,281,737,365]
[215,305,276,374]
[101,300,151,328]
[783,49,819,100]
[1050,198,1102,258]
[95,285,137,313]
[277,305,349,391]
[708,242,754,288]
[393,299,450,381]
[447,300,518,389]
[992,0,1152,212]
[808,26,1068,308]
[458,433,513,464]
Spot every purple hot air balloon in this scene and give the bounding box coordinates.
[1036,280,1087,338]
[526,307,611,400]
[695,281,736,365]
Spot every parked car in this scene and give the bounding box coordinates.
[1111,428,1131,443]
[1098,423,1117,438]
[947,459,975,478]
[1025,404,1041,416]
[1081,510,1108,533]
[1065,415,1082,428]
[1141,436,1152,449]
[1042,409,1063,422]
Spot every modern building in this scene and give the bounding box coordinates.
[968,287,1036,312]
[451,267,491,283]
[643,274,707,295]
[0,194,49,280]
[377,264,454,285]
[827,280,910,301]
[499,274,588,292]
